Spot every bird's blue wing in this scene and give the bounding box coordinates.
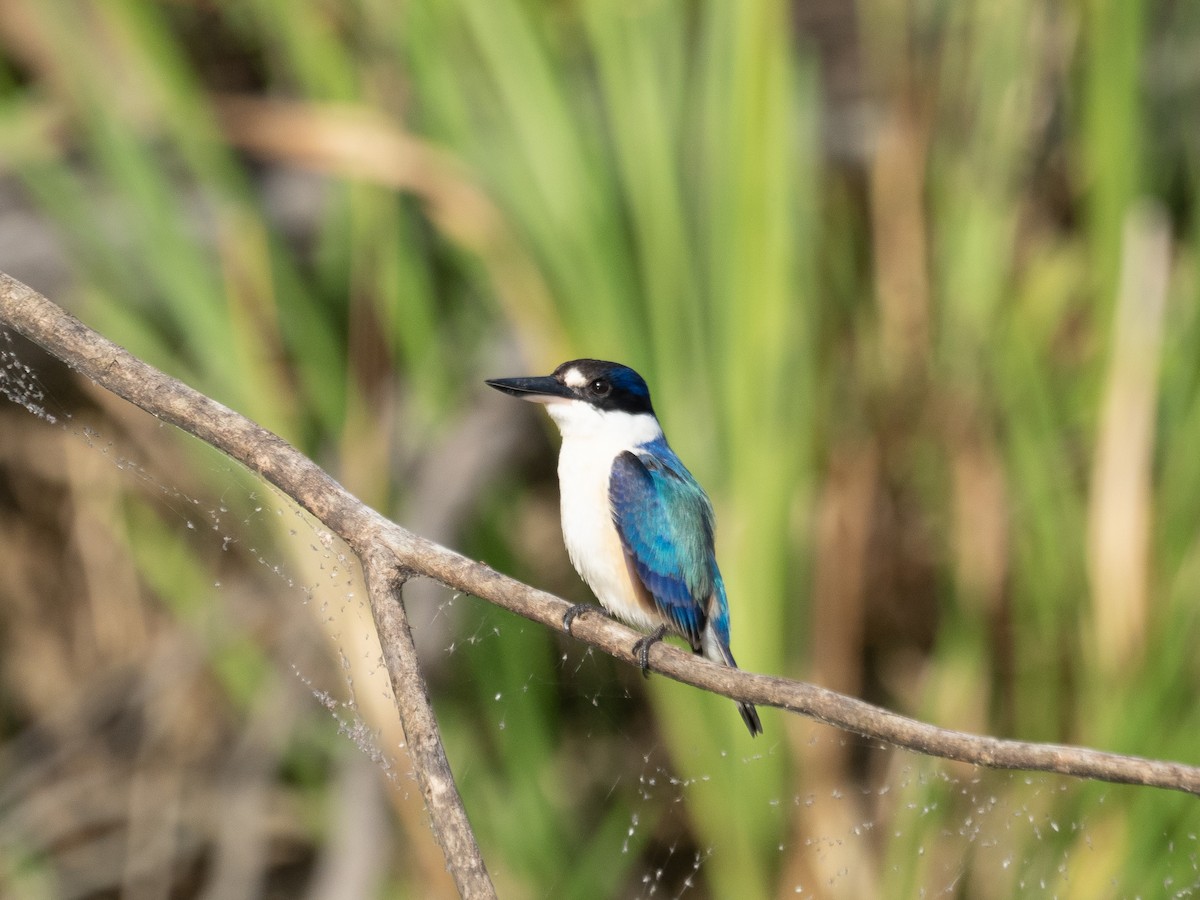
[609,445,716,647]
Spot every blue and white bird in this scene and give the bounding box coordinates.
[487,359,762,736]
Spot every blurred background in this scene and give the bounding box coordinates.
[1,0,1199,896]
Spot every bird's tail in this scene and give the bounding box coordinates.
[702,627,763,737]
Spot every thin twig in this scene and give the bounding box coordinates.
[2,270,1198,893]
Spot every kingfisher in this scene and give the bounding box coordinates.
[487,358,762,736]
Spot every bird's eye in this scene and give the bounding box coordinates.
[590,378,611,397]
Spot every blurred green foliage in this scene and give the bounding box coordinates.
[1,0,1200,896]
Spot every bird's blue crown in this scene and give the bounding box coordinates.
[553,359,655,416]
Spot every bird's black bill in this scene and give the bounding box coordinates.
[485,374,573,402]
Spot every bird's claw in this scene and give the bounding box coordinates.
[631,625,668,679]
[561,603,593,634]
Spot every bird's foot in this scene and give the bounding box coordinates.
[561,603,595,634]
[631,625,668,679]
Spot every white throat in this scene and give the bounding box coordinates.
[545,400,662,451]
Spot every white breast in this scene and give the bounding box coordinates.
[547,401,664,631]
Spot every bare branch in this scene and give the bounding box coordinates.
[0,273,497,900]
[2,269,1198,900]
[360,550,492,894]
